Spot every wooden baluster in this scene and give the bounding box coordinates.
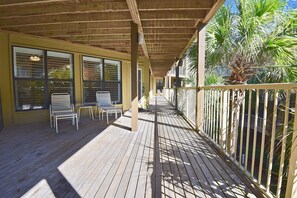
[266,90,278,193]
[251,89,259,177]
[245,89,252,172]
[276,90,290,197]
[258,89,268,184]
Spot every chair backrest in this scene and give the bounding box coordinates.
[96,91,112,107]
[51,93,72,111]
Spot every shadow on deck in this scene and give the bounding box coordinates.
[0,97,263,197]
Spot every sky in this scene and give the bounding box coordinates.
[224,0,297,11]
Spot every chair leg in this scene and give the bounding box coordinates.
[107,111,109,124]
[89,107,94,120]
[55,117,58,134]
[78,108,81,122]
[76,115,78,130]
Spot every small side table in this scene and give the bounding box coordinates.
[76,105,94,122]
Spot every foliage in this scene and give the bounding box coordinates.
[205,72,225,86]
[186,0,297,84]
[185,71,225,86]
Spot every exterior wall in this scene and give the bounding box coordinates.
[0,31,150,127]
[151,76,163,96]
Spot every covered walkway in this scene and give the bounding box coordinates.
[0,97,261,197]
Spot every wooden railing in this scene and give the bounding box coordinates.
[164,83,297,198]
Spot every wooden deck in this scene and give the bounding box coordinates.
[0,97,262,197]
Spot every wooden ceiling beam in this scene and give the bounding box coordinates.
[126,0,149,58]
[0,2,129,18]
[0,11,132,27]
[140,10,206,21]
[138,0,213,11]
[203,0,225,23]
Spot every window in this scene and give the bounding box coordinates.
[83,56,121,104]
[13,46,74,111]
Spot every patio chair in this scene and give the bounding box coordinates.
[96,91,122,124]
[50,93,78,133]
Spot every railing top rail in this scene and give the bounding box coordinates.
[164,83,297,90]
[201,83,297,90]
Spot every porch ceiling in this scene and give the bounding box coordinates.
[0,0,224,77]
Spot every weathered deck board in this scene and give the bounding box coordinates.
[0,96,262,198]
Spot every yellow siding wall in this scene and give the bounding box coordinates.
[0,32,150,126]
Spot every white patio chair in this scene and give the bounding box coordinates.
[50,93,78,133]
[96,91,122,124]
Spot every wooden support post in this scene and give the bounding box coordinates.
[196,23,206,131]
[131,22,138,132]
[285,95,297,198]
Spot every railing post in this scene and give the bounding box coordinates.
[285,94,297,198]
[195,22,206,131]
[220,90,228,150]
[226,89,233,155]
[175,63,180,110]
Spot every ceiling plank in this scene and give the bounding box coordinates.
[140,10,206,21]
[144,34,191,39]
[3,21,131,32]
[59,34,131,41]
[0,11,132,27]
[142,20,196,28]
[138,0,213,11]
[145,40,188,44]
[37,29,131,37]
[143,28,195,34]
[75,40,131,45]
[0,0,69,6]
[24,27,194,37]
[0,2,129,18]
[126,0,149,58]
